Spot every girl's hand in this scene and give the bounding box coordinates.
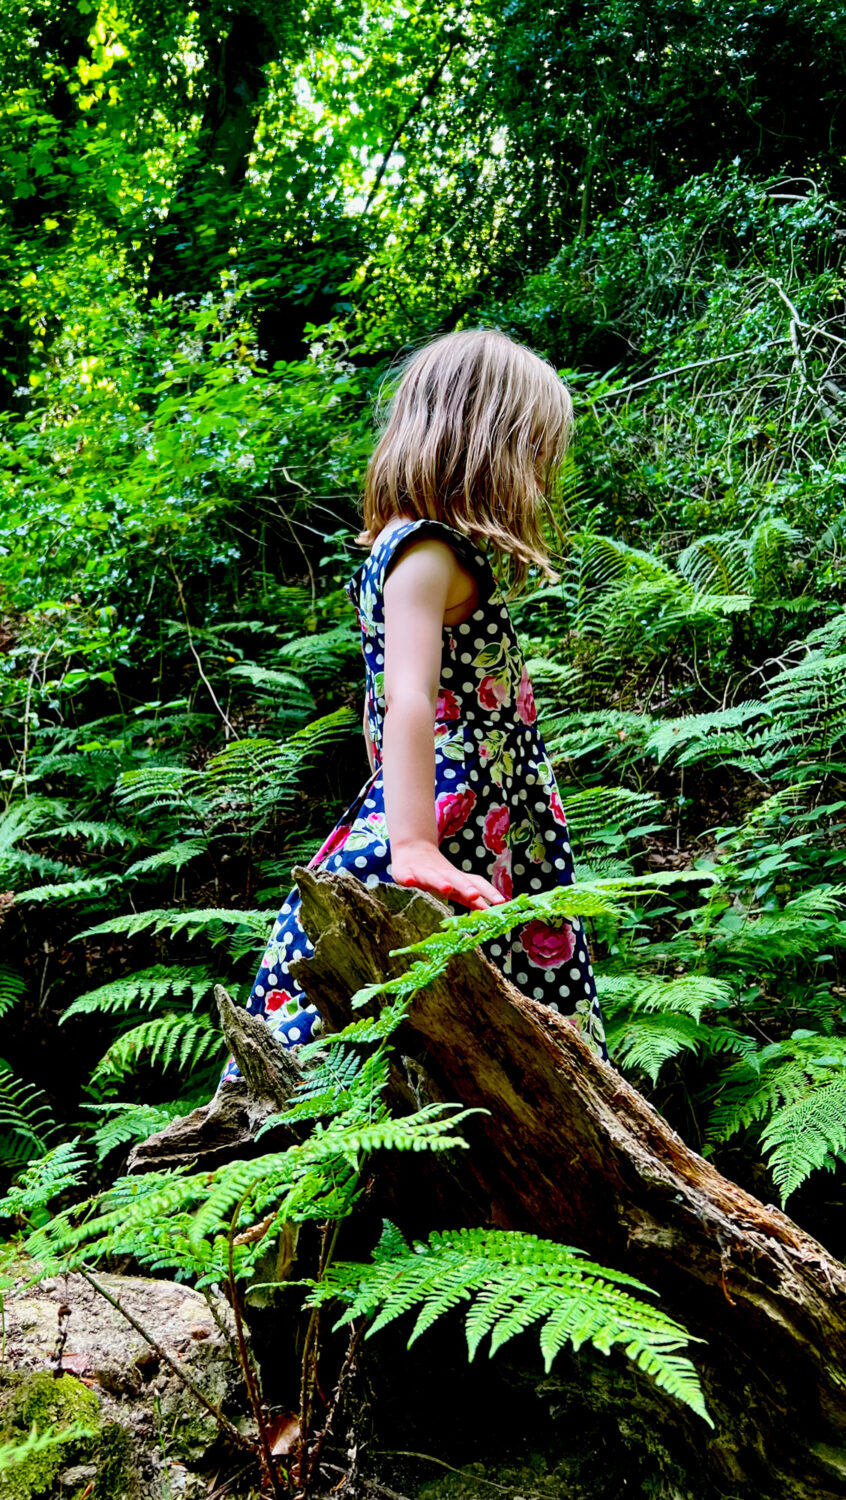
[391,840,506,911]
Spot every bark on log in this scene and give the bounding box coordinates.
[127,981,305,1172]
[128,866,846,1496]
[285,867,846,1500]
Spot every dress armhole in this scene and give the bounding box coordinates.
[380,519,495,607]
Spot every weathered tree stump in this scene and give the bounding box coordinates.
[130,867,846,1496]
[287,867,846,1500]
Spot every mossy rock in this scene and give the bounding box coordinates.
[0,1371,100,1499]
[0,1373,139,1500]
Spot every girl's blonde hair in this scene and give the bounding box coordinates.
[359,327,572,589]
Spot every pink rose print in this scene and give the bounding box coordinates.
[550,789,568,826]
[520,918,576,968]
[491,849,512,899]
[436,688,460,721]
[436,787,477,839]
[308,823,351,868]
[483,804,509,854]
[478,674,509,711]
[516,667,537,725]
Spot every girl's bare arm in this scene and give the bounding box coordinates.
[382,538,504,911]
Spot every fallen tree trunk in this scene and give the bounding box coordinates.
[131,868,846,1496]
[286,867,846,1500]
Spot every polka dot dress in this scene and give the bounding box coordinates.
[219,518,608,1084]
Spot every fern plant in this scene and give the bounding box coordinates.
[706,1032,846,1202]
[0,1064,60,1173]
[2,891,711,1427]
[302,1221,711,1423]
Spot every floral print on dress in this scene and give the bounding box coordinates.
[219,517,608,1087]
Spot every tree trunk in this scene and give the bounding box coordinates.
[287,867,846,1500]
[131,867,846,1496]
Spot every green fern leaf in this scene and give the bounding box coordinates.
[306,1225,711,1424]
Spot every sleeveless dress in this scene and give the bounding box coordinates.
[219,519,608,1085]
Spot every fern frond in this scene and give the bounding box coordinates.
[305,1224,711,1423]
[0,1137,88,1222]
[0,968,26,1019]
[706,1033,846,1156]
[123,840,208,879]
[17,874,123,905]
[676,532,751,595]
[60,965,216,1024]
[89,1014,224,1086]
[74,907,274,944]
[34,819,139,849]
[225,663,312,702]
[0,1064,58,1168]
[83,1101,194,1163]
[561,787,666,846]
[645,703,767,767]
[606,1013,707,1083]
[760,1080,846,1201]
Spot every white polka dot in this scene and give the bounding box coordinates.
[578,950,586,962]
[530,878,541,890]
[461,652,472,664]
[517,971,529,985]
[548,1001,560,1012]
[354,856,367,868]
[490,944,502,957]
[462,860,473,871]
[288,1027,301,1041]
[533,988,545,1000]
[374,843,387,856]
[459,623,471,635]
[569,968,580,980]
[474,638,485,648]
[255,985,265,997]
[545,969,556,983]
[267,973,278,986]
[365,873,380,887]
[280,904,291,917]
[487,622,497,634]
[448,841,460,853]
[554,858,566,870]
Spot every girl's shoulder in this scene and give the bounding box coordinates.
[377,517,493,586]
[345,516,498,619]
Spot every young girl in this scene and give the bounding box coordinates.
[219,328,608,1084]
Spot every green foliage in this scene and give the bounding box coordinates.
[304,1221,711,1422]
[59,965,216,1024]
[87,1013,225,1088]
[0,1139,88,1227]
[2,0,846,1444]
[0,1067,59,1171]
